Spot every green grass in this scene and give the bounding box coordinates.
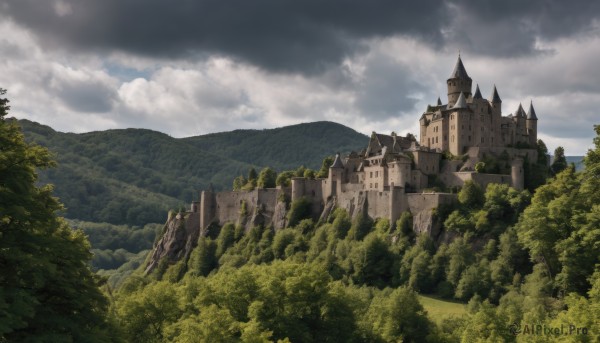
[418,294,467,323]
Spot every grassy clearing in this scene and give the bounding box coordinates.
[418,294,467,323]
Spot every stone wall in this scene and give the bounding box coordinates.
[407,193,456,214]
[439,171,513,190]
[201,188,283,229]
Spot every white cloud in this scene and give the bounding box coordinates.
[1,19,597,155]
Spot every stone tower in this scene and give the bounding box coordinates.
[328,153,344,197]
[511,158,524,191]
[526,101,538,146]
[447,55,472,107]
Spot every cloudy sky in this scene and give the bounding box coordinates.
[1,0,599,155]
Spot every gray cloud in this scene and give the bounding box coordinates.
[355,54,425,119]
[3,0,600,75]
[1,0,446,74]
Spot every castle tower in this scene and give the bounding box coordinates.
[447,55,472,107]
[511,157,524,191]
[489,85,502,114]
[328,152,344,197]
[200,185,216,229]
[449,92,469,155]
[526,100,538,146]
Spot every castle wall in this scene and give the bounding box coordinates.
[336,188,407,224]
[413,150,440,175]
[291,177,325,216]
[439,171,512,190]
[209,189,281,228]
[407,193,456,214]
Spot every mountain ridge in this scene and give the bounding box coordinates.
[17,118,368,225]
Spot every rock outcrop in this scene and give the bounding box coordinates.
[144,211,200,274]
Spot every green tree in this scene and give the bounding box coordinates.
[551,146,568,175]
[474,161,486,173]
[0,89,119,341]
[286,197,312,228]
[316,156,334,178]
[458,180,484,209]
[233,175,247,191]
[256,167,277,189]
[303,168,315,179]
[248,168,258,182]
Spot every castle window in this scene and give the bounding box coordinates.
[375,171,379,177]
[370,183,372,188]
[370,172,373,178]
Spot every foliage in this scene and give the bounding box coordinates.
[286,197,313,228]
[551,146,568,175]
[256,167,277,189]
[18,119,366,225]
[0,89,119,341]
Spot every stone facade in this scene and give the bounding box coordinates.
[194,55,539,232]
[420,56,539,156]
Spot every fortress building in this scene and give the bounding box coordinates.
[194,55,540,234]
[420,55,538,155]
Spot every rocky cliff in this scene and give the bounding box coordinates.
[144,211,200,274]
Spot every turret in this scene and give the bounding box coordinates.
[473,84,482,100]
[489,85,502,115]
[526,100,538,145]
[328,152,344,197]
[447,55,472,107]
[511,158,524,191]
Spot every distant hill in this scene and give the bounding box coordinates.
[18,119,367,225]
[566,156,585,171]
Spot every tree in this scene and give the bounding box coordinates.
[0,89,119,341]
[458,180,484,209]
[233,175,247,190]
[256,167,277,189]
[474,161,486,173]
[248,167,258,181]
[316,156,334,178]
[551,146,567,175]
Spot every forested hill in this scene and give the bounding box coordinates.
[18,119,367,225]
[182,121,369,170]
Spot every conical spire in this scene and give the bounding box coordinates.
[490,85,502,103]
[449,54,471,79]
[437,97,442,106]
[473,84,482,99]
[452,92,467,109]
[331,152,344,169]
[527,100,538,120]
[516,103,525,117]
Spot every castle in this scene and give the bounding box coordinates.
[194,56,540,234]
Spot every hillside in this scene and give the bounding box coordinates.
[18,119,367,225]
[182,121,369,170]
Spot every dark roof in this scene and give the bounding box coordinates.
[375,133,394,150]
[516,103,526,117]
[331,153,344,168]
[374,133,412,153]
[473,84,482,99]
[449,55,471,80]
[437,97,442,106]
[452,92,467,109]
[490,85,502,103]
[527,101,538,120]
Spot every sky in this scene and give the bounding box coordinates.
[1,0,599,155]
